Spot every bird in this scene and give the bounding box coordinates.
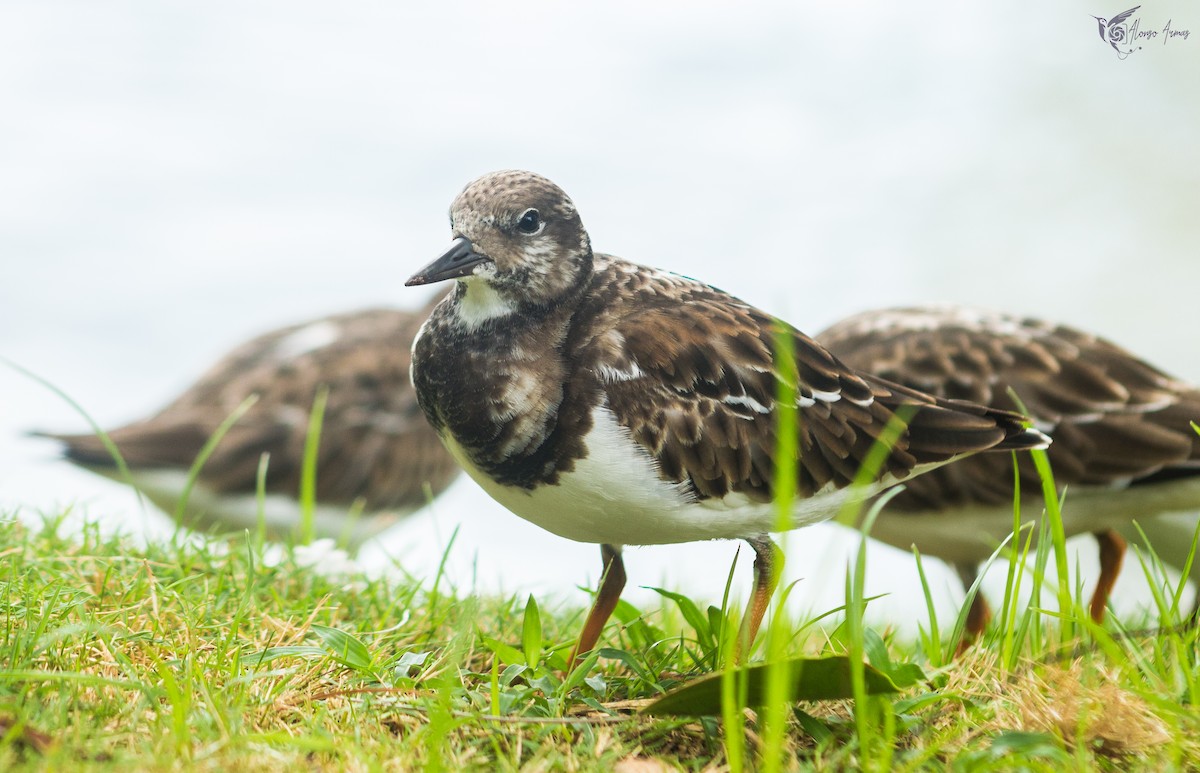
[817,304,1200,634]
[405,170,1049,666]
[38,299,460,548]
[1091,6,1140,56]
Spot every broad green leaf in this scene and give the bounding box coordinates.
[706,605,727,642]
[499,663,527,686]
[394,650,430,677]
[310,624,373,671]
[861,628,926,689]
[529,674,559,694]
[987,730,1070,762]
[521,595,542,668]
[793,708,835,744]
[245,645,328,665]
[480,635,525,667]
[396,650,430,669]
[883,661,927,691]
[642,656,903,716]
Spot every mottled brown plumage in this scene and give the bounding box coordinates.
[407,171,1049,664]
[582,266,1047,504]
[42,299,460,545]
[819,305,1200,631]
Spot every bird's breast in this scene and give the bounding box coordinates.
[412,311,581,489]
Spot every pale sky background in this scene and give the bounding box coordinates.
[2,2,1198,635]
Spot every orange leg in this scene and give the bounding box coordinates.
[568,544,626,670]
[955,563,991,656]
[735,535,780,662]
[1090,529,1126,624]
[965,594,993,639]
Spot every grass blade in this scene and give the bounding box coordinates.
[521,594,543,669]
[174,395,260,522]
[299,385,330,545]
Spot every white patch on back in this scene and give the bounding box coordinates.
[273,320,340,359]
[724,394,770,414]
[846,305,1035,342]
[798,389,843,409]
[596,362,645,383]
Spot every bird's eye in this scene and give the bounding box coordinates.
[516,209,542,234]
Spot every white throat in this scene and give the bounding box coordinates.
[456,279,516,329]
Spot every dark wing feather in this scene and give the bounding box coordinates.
[589,290,1042,505]
[818,306,1200,511]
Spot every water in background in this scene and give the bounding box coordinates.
[2,2,1198,631]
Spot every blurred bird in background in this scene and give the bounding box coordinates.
[38,295,460,548]
[819,305,1200,635]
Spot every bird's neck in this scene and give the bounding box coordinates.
[455,280,518,330]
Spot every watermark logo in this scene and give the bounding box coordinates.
[1091,5,1191,58]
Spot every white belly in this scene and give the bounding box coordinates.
[442,405,871,546]
[93,467,403,547]
[866,477,1200,566]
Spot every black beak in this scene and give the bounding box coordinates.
[406,237,490,286]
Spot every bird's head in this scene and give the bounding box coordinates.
[407,171,593,317]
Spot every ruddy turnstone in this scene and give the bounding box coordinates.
[40,300,459,547]
[406,170,1049,664]
[818,305,1200,633]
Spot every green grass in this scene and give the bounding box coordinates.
[2,505,1198,771]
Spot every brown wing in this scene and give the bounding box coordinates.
[589,291,1045,505]
[46,299,459,511]
[818,306,1200,510]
